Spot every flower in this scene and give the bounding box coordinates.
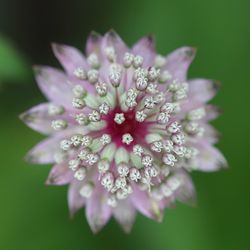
[20,30,227,233]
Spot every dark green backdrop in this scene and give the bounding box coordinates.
[0,0,249,249]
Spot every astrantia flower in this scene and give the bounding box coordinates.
[20,31,226,233]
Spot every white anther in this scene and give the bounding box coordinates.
[88,110,101,122]
[133,55,144,68]
[126,97,137,108]
[134,67,148,80]
[141,154,153,167]
[115,177,127,189]
[135,110,147,122]
[151,141,163,152]
[99,102,110,115]
[159,70,172,83]
[100,134,111,145]
[114,113,125,124]
[117,163,129,177]
[60,139,72,151]
[136,77,148,91]
[146,83,158,94]
[172,133,185,145]
[78,149,90,160]
[157,112,170,124]
[144,166,158,178]
[87,53,100,68]
[75,113,88,125]
[48,104,64,116]
[95,82,108,96]
[163,140,174,153]
[71,134,83,147]
[161,103,175,113]
[105,47,116,62]
[73,67,87,80]
[173,145,186,157]
[101,172,114,191]
[85,153,99,166]
[154,55,166,68]
[123,52,134,67]
[148,67,160,81]
[162,153,177,167]
[68,159,80,171]
[168,121,181,133]
[81,135,92,147]
[109,70,121,87]
[72,97,85,109]
[133,144,144,156]
[74,168,86,181]
[72,84,86,98]
[97,159,110,174]
[87,69,99,84]
[129,167,141,182]
[122,133,133,145]
[51,119,67,130]
[144,96,156,109]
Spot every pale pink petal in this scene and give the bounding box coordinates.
[68,180,86,217]
[164,46,196,81]
[85,186,112,233]
[102,30,129,63]
[25,136,61,164]
[188,79,219,103]
[192,142,227,171]
[132,35,156,67]
[34,66,73,107]
[46,163,73,185]
[85,31,103,56]
[131,185,163,222]
[52,43,89,75]
[113,199,136,233]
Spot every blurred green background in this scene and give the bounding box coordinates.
[0,0,249,249]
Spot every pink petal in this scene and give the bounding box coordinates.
[164,46,196,81]
[113,199,136,233]
[132,35,156,67]
[68,180,86,217]
[102,30,129,63]
[192,142,227,171]
[85,31,103,56]
[188,79,219,103]
[131,185,163,222]
[25,136,61,164]
[85,185,112,233]
[46,163,73,185]
[34,66,74,107]
[174,170,196,206]
[52,43,89,75]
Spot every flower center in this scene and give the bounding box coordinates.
[102,107,149,149]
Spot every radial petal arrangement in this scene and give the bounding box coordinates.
[20,30,226,233]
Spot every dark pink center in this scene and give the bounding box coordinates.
[102,107,149,150]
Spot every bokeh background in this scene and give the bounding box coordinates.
[0,0,249,249]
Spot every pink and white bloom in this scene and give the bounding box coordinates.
[20,31,226,233]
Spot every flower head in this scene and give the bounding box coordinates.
[20,30,226,233]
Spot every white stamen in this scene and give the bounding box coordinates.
[162,153,177,166]
[154,55,166,68]
[146,83,158,94]
[157,112,170,124]
[48,104,64,116]
[75,113,88,125]
[144,96,157,109]
[73,67,87,80]
[85,153,99,166]
[129,168,141,182]
[115,177,127,189]
[100,134,111,145]
[72,85,86,98]
[141,154,153,167]
[159,70,172,83]
[72,98,85,109]
[95,82,108,97]
[167,121,181,133]
[136,77,148,91]
[60,139,72,151]
[151,141,163,152]
[99,102,110,115]
[144,166,158,178]
[133,55,144,68]
[135,110,147,122]
[68,159,80,171]
[134,67,147,80]
[81,135,92,147]
[74,168,86,181]
[78,149,90,160]
[122,133,133,145]
[117,163,129,177]
[105,47,116,62]
[71,134,84,147]
[133,144,144,156]
[123,52,134,68]
[148,67,160,81]
[172,133,185,145]
[114,113,125,124]
[51,119,67,130]
[101,172,114,191]
[87,69,99,84]
[98,159,110,174]
[87,53,100,69]
[173,145,186,157]
[88,110,101,122]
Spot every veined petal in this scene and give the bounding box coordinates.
[68,180,86,217]
[34,66,74,107]
[85,185,112,233]
[132,35,156,67]
[131,186,163,222]
[164,46,196,81]
[113,199,136,233]
[52,43,89,75]
[46,163,73,185]
[188,79,219,103]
